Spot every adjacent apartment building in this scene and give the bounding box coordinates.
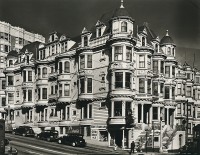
[0,21,45,120]
[2,2,200,152]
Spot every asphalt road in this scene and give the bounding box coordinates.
[5,133,127,155]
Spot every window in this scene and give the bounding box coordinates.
[83,36,88,47]
[100,102,106,108]
[80,55,85,69]
[172,48,175,56]
[8,93,14,102]
[153,107,158,120]
[0,56,4,63]
[147,79,151,94]
[5,45,8,52]
[115,72,123,88]
[38,68,41,77]
[172,87,175,99]
[121,22,127,32]
[28,90,32,101]
[80,78,85,93]
[125,102,131,117]
[73,110,76,116]
[153,60,158,73]
[142,37,145,46]
[114,46,123,61]
[8,76,13,86]
[98,28,101,37]
[152,82,158,96]
[126,47,132,61]
[28,71,32,82]
[177,103,181,114]
[60,127,63,134]
[187,73,190,79]
[42,88,47,99]
[155,44,158,52]
[66,107,70,120]
[167,47,171,55]
[51,66,54,73]
[87,55,92,68]
[188,123,191,134]
[196,77,200,83]
[59,84,62,97]
[51,85,54,95]
[177,84,181,95]
[64,84,70,96]
[1,97,6,106]
[114,101,122,116]
[125,72,131,89]
[164,86,170,99]
[26,55,29,64]
[160,83,164,94]
[89,104,92,118]
[59,62,63,74]
[82,104,92,119]
[9,60,13,66]
[2,80,6,89]
[186,86,191,97]
[38,89,40,100]
[172,66,175,78]
[23,71,26,82]
[64,61,70,73]
[139,78,145,93]
[83,105,87,119]
[139,55,145,68]
[87,78,92,93]
[42,67,47,78]
[160,61,164,73]
[147,55,151,69]
[165,66,170,77]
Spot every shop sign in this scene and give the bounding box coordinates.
[91,125,106,129]
[91,130,98,140]
[66,126,80,134]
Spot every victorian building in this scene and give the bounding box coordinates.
[0,21,45,120]
[2,1,200,152]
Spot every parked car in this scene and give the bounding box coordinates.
[37,130,58,142]
[4,138,18,155]
[12,126,35,137]
[57,133,86,147]
[179,142,198,154]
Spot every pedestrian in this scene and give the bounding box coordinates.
[130,141,135,154]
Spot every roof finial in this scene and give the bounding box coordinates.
[166,30,169,36]
[120,0,124,8]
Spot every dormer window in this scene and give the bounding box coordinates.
[9,60,13,66]
[155,44,158,52]
[83,36,88,47]
[172,48,175,56]
[121,22,127,32]
[27,55,29,64]
[142,37,145,46]
[97,28,102,37]
[52,35,54,42]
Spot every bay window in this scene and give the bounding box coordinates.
[42,67,47,78]
[139,55,145,68]
[139,78,145,93]
[115,72,123,88]
[64,61,70,73]
[80,55,85,69]
[28,71,32,82]
[153,60,158,73]
[125,72,131,89]
[87,78,92,93]
[80,78,85,93]
[87,55,92,68]
[114,101,122,116]
[165,66,170,77]
[42,88,47,99]
[64,84,70,96]
[164,86,170,99]
[114,46,123,61]
[126,46,132,61]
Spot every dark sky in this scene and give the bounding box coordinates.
[0,0,200,65]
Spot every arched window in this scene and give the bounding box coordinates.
[167,47,171,55]
[142,37,145,46]
[42,67,47,78]
[64,61,70,73]
[121,22,127,32]
[83,36,88,47]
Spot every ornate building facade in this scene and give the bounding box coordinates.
[0,21,45,120]
[2,2,200,152]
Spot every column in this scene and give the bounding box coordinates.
[122,101,125,117]
[158,106,161,121]
[166,108,169,125]
[122,129,125,149]
[149,106,152,125]
[111,101,114,117]
[134,103,138,123]
[141,104,144,123]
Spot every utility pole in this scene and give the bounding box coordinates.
[186,100,188,144]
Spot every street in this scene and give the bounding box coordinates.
[5,133,128,155]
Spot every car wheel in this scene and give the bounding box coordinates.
[22,133,26,137]
[37,135,40,139]
[72,142,76,147]
[58,139,62,144]
[12,131,15,135]
[47,138,51,142]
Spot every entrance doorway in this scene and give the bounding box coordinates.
[115,130,122,147]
